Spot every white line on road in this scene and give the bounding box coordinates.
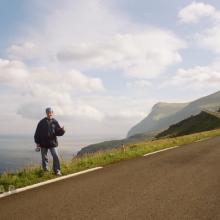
[143,145,180,157]
[0,166,103,199]
[194,138,210,143]
[143,137,213,157]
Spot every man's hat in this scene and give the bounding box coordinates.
[46,107,53,113]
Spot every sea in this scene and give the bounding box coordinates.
[0,135,110,174]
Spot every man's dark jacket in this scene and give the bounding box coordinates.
[34,117,65,148]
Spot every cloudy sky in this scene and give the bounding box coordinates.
[1,0,220,138]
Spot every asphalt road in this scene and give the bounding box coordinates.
[1,136,220,220]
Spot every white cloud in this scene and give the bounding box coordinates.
[160,63,220,90]
[29,68,105,93]
[7,42,40,60]
[0,59,105,94]
[16,87,106,121]
[80,95,154,120]
[106,110,146,120]
[196,26,220,53]
[71,95,156,137]
[17,97,105,122]
[179,2,220,55]
[178,1,216,24]
[126,80,152,88]
[0,58,105,121]
[57,30,186,79]
[64,70,105,92]
[0,59,29,87]
[26,0,130,58]
[5,0,186,80]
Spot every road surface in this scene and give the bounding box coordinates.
[1,136,220,219]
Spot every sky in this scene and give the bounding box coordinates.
[1,0,220,138]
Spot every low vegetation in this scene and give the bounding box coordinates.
[1,128,220,193]
[156,110,220,138]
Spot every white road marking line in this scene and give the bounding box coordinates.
[143,137,212,157]
[194,138,210,143]
[143,145,180,157]
[0,166,103,199]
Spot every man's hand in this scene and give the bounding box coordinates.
[56,126,65,136]
[35,144,41,152]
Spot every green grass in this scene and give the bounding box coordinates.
[156,110,220,138]
[1,128,220,193]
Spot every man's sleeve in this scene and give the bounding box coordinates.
[55,121,65,136]
[34,122,41,144]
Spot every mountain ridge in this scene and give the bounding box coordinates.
[127,90,220,137]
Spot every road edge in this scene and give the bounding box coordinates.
[0,137,212,199]
[0,166,103,199]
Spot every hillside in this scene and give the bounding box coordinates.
[127,102,189,137]
[77,131,158,156]
[127,90,220,137]
[155,110,220,139]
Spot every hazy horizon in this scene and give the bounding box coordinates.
[0,134,109,173]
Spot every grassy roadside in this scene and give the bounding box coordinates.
[1,128,220,193]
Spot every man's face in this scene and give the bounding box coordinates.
[46,111,53,119]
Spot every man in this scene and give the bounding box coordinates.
[34,107,65,176]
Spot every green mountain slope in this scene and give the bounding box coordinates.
[127,102,189,137]
[155,110,220,139]
[77,131,158,156]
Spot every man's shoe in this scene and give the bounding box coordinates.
[55,171,62,176]
[43,169,49,172]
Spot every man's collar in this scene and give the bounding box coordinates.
[45,117,53,120]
